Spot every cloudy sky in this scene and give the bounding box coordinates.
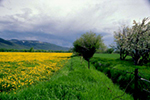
[0,0,150,47]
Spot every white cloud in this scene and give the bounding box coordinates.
[0,0,150,47]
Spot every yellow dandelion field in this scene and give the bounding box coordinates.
[0,52,72,92]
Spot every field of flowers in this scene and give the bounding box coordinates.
[0,52,72,93]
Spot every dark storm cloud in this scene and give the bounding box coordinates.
[0,0,149,47]
[148,0,150,5]
[0,0,4,7]
[0,30,74,47]
[0,13,78,47]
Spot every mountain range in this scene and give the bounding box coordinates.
[0,38,69,51]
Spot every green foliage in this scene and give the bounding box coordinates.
[73,31,105,68]
[29,47,34,52]
[105,48,114,54]
[96,44,107,53]
[0,56,133,100]
[91,53,150,99]
[0,48,71,53]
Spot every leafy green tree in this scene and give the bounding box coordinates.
[73,31,104,69]
[29,47,34,52]
[96,43,107,53]
[105,48,114,54]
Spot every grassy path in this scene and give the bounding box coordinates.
[0,56,133,100]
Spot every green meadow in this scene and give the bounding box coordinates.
[0,56,133,100]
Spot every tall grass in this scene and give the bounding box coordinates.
[91,53,150,99]
[0,56,133,100]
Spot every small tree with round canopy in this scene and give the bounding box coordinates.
[73,31,104,69]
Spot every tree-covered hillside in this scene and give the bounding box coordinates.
[0,38,69,51]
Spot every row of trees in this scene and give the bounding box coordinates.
[0,48,72,53]
[114,17,150,65]
[73,17,150,68]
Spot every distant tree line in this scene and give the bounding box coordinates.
[0,47,72,53]
[114,17,150,65]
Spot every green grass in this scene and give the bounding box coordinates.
[91,53,150,99]
[92,53,150,77]
[0,56,133,100]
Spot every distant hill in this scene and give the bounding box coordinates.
[0,38,69,51]
[0,38,26,49]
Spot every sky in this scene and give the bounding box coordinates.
[0,0,150,47]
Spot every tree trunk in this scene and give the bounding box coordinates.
[80,56,83,64]
[141,51,149,64]
[133,54,141,65]
[88,61,90,69]
[120,49,128,60]
[120,51,127,60]
[120,49,123,60]
[120,53,123,60]
[123,53,128,60]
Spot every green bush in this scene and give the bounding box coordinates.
[105,48,114,54]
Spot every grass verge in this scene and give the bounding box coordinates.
[91,53,150,99]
